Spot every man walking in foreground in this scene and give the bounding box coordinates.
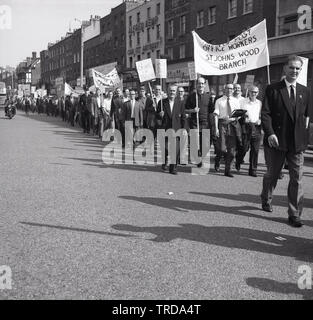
[261,55,311,228]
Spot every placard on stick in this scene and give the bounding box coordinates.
[155,59,167,79]
[136,58,156,83]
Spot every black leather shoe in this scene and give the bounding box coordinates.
[161,164,167,171]
[249,171,257,177]
[262,203,273,212]
[225,172,234,178]
[169,165,177,175]
[235,163,241,172]
[288,217,303,228]
[197,162,203,168]
[214,164,220,172]
[278,172,284,179]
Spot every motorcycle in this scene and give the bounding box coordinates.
[5,104,16,119]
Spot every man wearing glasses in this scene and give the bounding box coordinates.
[214,83,241,177]
[236,85,262,177]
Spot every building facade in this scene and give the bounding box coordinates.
[268,0,313,105]
[164,0,277,92]
[40,28,81,92]
[0,66,16,90]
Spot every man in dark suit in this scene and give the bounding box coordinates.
[111,88,129,147]
[261,55,311,228]
[185,77,211,168]
[157,85,186,175]
[125,90,143,130]
[91,88,104,137]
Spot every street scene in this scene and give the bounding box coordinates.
[1,0,313,302]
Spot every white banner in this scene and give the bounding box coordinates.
[64,83,75,96]
[136,59,156,83]
[92,68,121,89]
[192,19,270,75]
[155,59,167,79]
[187,62,197,81]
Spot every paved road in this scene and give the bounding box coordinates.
[1,111,313,300]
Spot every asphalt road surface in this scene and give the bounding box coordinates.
[1,110,313,300]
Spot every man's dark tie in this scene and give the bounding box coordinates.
[290,85,296,106]
[227,97,232,118]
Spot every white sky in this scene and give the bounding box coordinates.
[0,0,121,68]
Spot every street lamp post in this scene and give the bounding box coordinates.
[74,18,84,88]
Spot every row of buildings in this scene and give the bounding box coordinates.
[1,0,313,97]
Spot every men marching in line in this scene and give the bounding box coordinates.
[185,77,211,168]
[236,85,262,177]
[214,83,241,177]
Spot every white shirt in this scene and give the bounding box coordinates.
[97,96,101,109]
[242,98,262,123]
[234,95,246,108]
[284,79,297,98]
[169,99,175,113]
[130,99,136,118]
[214,95,240,119]
[102,98,111,114]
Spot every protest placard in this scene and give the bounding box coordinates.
[188,62,197,81]
[192,19,270,75]
[136,59,156,83]
[298,56,309,87]
[155,59,167,79]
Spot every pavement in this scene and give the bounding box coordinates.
[0,110,313,300]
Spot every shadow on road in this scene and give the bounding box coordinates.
[111,223,313,263]
[20,221,136,239]
[189,192,313,210]
[118,195,313,227]
[246,277,313,300]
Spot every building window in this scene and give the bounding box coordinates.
[197,10,204,28]
[168,20,174,38]
[77,53,80,63]
[129,57,133,68]
[228,0,237,18]
[167,47,173,60]
[208,6,216,24]
[137,55,141,61]
[147,28,151,43]
[147,52,151,59]
[137,32,140,45]
[129,35,133,48]
[278,14,299,35]
[147,7,151,19]
[137,12,140,23]
[74,54,76,64]
[157,3,161,15]
[179,44,185,59]
[243,0,253,14]
[180,15,186,34]
[114,37,118,48]
[156,50,160,59]
[129,16,132,27]
[156,24,161,39]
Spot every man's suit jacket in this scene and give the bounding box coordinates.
[157,98,186,131]
[138,96,154,127]
[91,95,104,119]
[125,100,143,127]
[261,80,311,153]
[110,96,126,122]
